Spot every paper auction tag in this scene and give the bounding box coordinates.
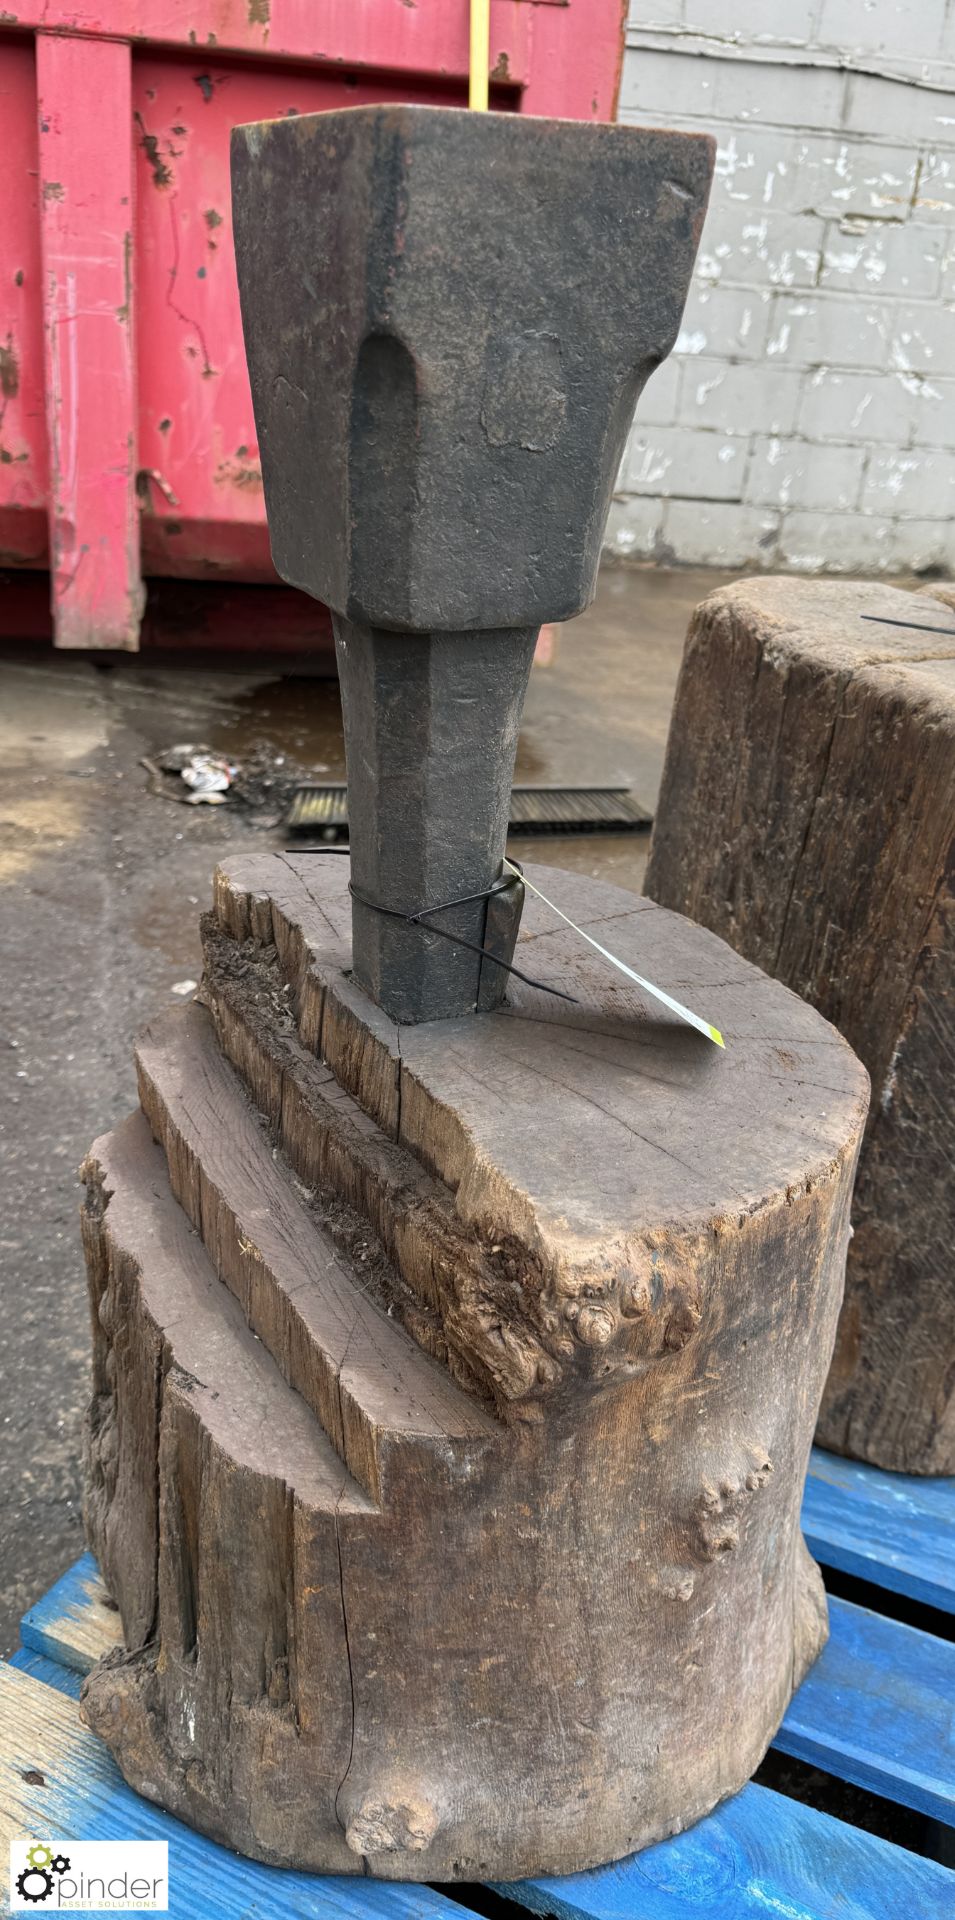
[505,860,725,1049]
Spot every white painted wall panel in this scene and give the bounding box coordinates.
[612,4,955,571]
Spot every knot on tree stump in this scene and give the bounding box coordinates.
[344,1793,440,1859]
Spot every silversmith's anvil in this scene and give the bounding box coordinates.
[77,112,868,1886]
[232,106,714,1022]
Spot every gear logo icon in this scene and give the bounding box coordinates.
[15,1865,54,1904]
[15,1842,72,1905]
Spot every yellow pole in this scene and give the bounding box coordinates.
[469,0,490,110]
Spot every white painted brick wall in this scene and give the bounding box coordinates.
[610,3,955,572]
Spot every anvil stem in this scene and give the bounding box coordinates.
[334,617,538,1024]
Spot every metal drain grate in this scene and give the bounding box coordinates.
[286,783,653,837]
[506,787,651,833]
[286,784,651,840]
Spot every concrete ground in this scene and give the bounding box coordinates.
[0,563,724,1655]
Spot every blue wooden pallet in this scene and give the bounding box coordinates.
[2,1446,952,1919]
[803,1446,955,1613]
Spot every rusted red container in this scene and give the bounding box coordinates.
[0,3,626,650]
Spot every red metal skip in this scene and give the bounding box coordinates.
[0,3,627,650]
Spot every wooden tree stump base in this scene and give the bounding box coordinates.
[79,854,867,1879]
[646,576,955,1475]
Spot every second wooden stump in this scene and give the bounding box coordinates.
[647,575,955,1475]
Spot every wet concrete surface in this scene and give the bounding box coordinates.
[0,562,722,1655]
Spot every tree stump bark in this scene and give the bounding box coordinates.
[646,575,955,1475]
[79,854,866,1877]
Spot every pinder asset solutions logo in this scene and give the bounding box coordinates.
[9,1840,168,1912]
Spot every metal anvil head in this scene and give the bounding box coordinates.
[232,105,713,632]
[232,106,713,1023]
